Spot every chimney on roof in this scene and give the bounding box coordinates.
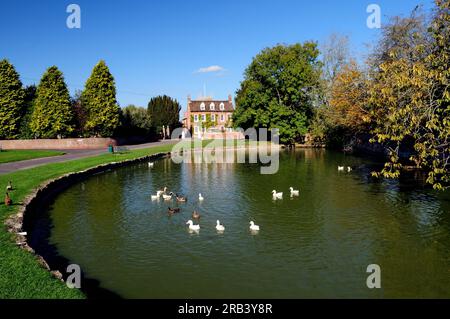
[228,94,233,103]
[187,95,191,103]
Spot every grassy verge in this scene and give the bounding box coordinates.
[0,144,175,299]
[0,150,65,164]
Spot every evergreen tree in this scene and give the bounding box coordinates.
[82,60,120,137]
[147,95,181,134]
[0,59,25,139]
[18,85,37,139]
[30,66,75,138]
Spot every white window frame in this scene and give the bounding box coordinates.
[200,103,205,111]
[220,114,224,122]
[201,114,206,122]
[194,126,199,133]
[211,114,215,122]
[210,103,215,111]
[194,114,198,122]
[219,103,225,110]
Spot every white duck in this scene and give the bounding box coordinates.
[272,190,283,200]
[186,220,200,231]
[216,220,225,232]
[162,192,173,201]
[6,181,13,191]
[157,187,167,197]
[148,162,154,168]
[289,187,300,197]
[198,193,204,201]
[347,166,352,172]
[151,194,160,201]
[338,166,345,171]
[249,221,260,231]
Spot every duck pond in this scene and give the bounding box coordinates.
[33,149,450,298]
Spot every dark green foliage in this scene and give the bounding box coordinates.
[119,104,154,137]
[147,95,181,134]
[18,85,36,139]
[233,43,323,144]
[0,59,25,139]
[71,90,88,137]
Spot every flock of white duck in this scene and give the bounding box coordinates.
[271,186,300,200]
[147,161,354,233]
[148,161,261,233]
[149,184,259,233]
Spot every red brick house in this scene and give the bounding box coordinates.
[183,95,240,138]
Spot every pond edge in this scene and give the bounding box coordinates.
[5,151,170,299]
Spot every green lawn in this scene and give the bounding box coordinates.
[0,150,65,164]
[0,139,267,298]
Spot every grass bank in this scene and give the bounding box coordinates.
[0,150,65,164]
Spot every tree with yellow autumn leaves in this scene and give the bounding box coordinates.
[317,1,449,189]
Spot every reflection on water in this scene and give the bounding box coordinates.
[46,149,450,298]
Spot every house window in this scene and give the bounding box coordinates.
[210,103,215,110]
[220,114,224,122]
[220,103,225,110]
[228,114,232,121]
[201,114,206,122]
[211,114,215,121]
[194,114,198,122]
[194,126,199,133]
[200,103,205,110]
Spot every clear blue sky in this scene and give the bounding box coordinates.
[0,0,434,113]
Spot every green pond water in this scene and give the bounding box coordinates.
[45,149,450,298]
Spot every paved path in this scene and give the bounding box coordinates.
[0,140,177,175]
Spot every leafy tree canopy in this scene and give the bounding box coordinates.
[368,0,450,190]
[233,42,323,144]
[120,104,153,136]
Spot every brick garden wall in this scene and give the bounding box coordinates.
[0,138,118,150]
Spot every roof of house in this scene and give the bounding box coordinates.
[188,100,234,112]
